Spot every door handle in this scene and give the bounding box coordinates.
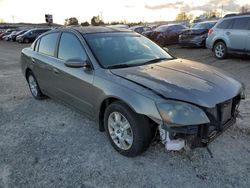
[226,31,231,35]
[53,68,60,74]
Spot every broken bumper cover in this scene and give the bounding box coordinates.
[158,94,242,150]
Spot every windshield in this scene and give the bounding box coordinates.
[84,33,173,69]
[192,22,216,29]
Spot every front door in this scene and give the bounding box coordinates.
[52,32,95,116]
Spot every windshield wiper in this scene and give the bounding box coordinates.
[107,64,135,69]
[106,58,169,69]
[140,58,168,65]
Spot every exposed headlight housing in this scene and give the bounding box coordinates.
[192,34,207,41]
[157,100,210,127]
[241,88,246,99]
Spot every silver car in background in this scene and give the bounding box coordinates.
[206,15,250,59]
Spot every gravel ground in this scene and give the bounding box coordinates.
[0,41,250,188]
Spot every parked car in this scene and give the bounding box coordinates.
[17,28,51,43]
[179,20,217,47]
[142,24,188,46]
[206,15,250,59]
[0,29,19,40]
[3,31,20,41]
[10,29,29,41]
[147,24,159,30]
[129,26,152,34]
[21,27,245,157]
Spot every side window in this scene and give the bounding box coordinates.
[217,19,232,29]
[231,17,250,30]
[38,32,59,56]
[58,32,87,61]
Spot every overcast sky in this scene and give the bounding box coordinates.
[0,0,249,24]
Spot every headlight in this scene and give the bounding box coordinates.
[157,100,210,127]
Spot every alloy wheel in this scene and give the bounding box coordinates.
[28,75,38,97]
[215,44,225,58]
[107,112,133,150]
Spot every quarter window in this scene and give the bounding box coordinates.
[217,19,232,29]
[231,17,250,30]
[58,32,87,61]
[38,33,59,56]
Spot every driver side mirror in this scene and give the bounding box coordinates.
[64,59,91,69]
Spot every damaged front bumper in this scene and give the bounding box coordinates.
[158,94,242,151]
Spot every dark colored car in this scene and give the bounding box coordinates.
[10,29,29,41]
[129,26,152,34]
[17,28,51,43]
[179,21,217,47]
[20,27,245,157]
[142,24,188,46]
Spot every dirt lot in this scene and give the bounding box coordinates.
[0,40,250,188]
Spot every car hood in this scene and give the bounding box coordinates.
[110,59,242,108]
[181,28,208,36]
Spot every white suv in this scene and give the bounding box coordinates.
[206,15,250,59]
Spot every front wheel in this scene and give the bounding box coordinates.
[24,38,30,43]
[213,42,227,59]
[104,102,153,157]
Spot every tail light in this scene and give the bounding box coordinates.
[208,29,213,35]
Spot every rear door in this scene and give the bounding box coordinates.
[246,18,250,52]
[226,17,250,51]
[32,32,60,93]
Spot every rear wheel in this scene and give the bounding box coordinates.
[104,101,153,157]
[27,71,45,100]
[213,42,227,59]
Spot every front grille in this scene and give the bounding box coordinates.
[191,95,241,147]
[220,99,233,125]
[217,95,241,130]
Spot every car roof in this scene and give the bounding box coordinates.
[130,25,147,29]
[59,26,133,34]
[196,20,218,24]
[222,14,250,21]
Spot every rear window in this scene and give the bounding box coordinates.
[216,19,232,29]
[38,32,59,56]
[231,17,250,30]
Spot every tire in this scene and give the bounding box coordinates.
[213,42,227,59]
[104,101,153,157]
[26,71,45,100]
[24,38,30,43]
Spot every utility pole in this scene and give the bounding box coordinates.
[12,15,15,23]
[99,11,103,21]
[221,5,223,17]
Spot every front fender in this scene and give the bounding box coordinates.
[93,70,163,124]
